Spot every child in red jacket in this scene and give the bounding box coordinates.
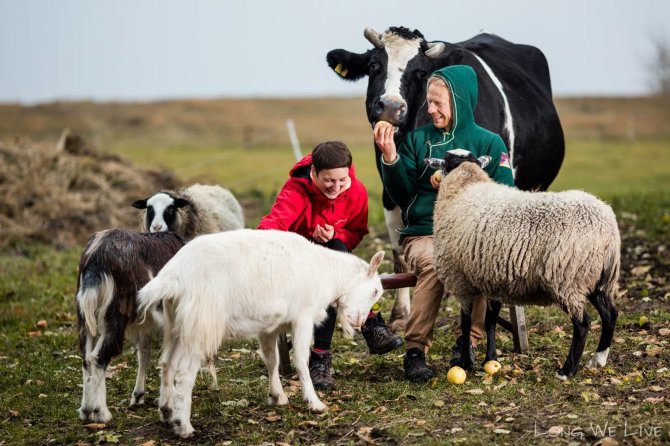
[258,140,402,390]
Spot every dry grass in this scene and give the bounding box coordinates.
[0,131,179,250]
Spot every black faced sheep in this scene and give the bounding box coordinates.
[430,151,620,379]
[132,183,244,239]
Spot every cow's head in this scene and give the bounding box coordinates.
[327,26,445,132]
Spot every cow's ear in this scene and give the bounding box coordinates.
[327,49,370,81]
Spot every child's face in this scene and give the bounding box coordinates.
[311,166,351,199]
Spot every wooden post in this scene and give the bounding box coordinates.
[509,305,529,353]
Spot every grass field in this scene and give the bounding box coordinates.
[1,97,669,445]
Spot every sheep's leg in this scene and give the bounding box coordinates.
[484,300,503,363]
[170,354,200,439]
[129,328,152,407]
[258,332,289,406]
[292,320,327,412]
[557,309,591,380]
[585,290,618,368]
[458,304,476,371]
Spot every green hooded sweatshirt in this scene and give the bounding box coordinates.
[380,64,515,238]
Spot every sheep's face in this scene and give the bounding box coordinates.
[132,193,189,233]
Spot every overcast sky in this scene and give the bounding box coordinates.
[1,0,668,104]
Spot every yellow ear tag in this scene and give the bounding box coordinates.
[335,64,349,77]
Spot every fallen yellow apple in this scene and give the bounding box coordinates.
[639,315,649,326]
[447,366,467,384]
[483,360,501,375]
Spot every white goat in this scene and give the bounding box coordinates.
[132,183,244,239]
[137,229,385,438]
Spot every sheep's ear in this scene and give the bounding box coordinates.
[131,199,148,209]
[174,198,190,208]
[367,251,385,277]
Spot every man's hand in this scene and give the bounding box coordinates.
[373,121,398,164]
[313,223,335,243]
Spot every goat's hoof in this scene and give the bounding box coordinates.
[129,392,146,407]
[160,405,173,424]
[79,406,112,423]
[172,419,194,438]
[308,400,327,413]
[555,371,569,381]
[268,393,289,406]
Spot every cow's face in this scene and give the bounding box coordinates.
[327,27,444,132]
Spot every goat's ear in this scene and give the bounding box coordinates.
[174,198,190,208]
[367,251,385,277]
[131,199,148,209]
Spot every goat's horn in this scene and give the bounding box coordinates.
[364,27,384,49]
[425,41,445,59]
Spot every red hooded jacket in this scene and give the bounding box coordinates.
[257,154,369,250]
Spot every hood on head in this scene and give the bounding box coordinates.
[431,65,478,133]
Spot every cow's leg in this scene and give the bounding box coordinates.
[129,327,152,407]
[259,331,288,406]
[292,320,326,412]
[385,207,411,332]
[484,300,503,363]
[585,290,618,369]
[170,353,200,439]
[557,307,591,380]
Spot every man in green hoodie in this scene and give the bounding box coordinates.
[373,65,515,381]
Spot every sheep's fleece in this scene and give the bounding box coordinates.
[433,162,620,320]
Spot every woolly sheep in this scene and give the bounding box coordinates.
[430,151,620,379]
[137,229,385,438]
[132,183,244,239]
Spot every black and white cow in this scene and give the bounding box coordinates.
[327,26,565,330]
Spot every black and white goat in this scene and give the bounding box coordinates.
[75,229,199,423]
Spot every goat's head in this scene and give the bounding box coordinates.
[337,251,385,335]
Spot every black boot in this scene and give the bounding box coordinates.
[403,347,435,382]
[361,313,404,355]
[449,335,477,367]
[309,350,334,391]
